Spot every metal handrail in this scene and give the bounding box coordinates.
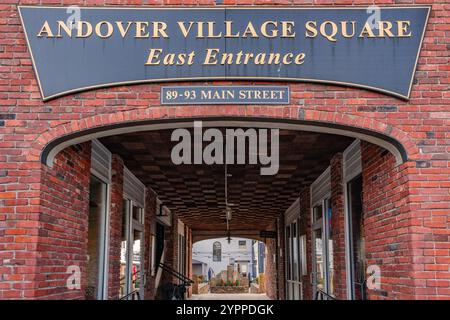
[315,289,338,300]
[119,289,140,300]
[158,262,194,286]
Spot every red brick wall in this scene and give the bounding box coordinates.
[107,154,124,299]
[264,236,277,300]
[263,218,285,300]
[276,217,286,300]
[5,142,93,300]
[0,0,449,300]
[330,153,347,299]
[361,142,419,299]
[156,212,179,299]
[38,142,91,300]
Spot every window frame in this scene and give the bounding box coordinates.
[212,241,222,262]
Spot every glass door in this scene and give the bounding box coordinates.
[120,199,144,300]
[285,221,302,300]
[312,199,334,299]
[312,204,324,298]
[130,204,144,299]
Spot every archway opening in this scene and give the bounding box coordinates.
[38,118,405,300]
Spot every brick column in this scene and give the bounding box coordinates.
[107,155,124,300]
[156,212,179,299]
[330,153,347,299]
[361,142,416,299]
[186,226,193,298]
[277,215,286,300]
[4,142,92,299]
[264,221,279,299]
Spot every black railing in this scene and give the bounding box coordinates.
[315,289,338,300]
[158,262,194,300]
[159,262,194,286]
[120,290,140,300]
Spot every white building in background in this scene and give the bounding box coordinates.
[192,238,265,280]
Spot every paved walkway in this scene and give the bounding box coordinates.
[190,293,270,300]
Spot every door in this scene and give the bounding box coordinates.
[285,220,302,300]
[312,199,334,299]
[312,203,324,298]
[130,204,144,299]
[286,219,303,300]
[120,199,144,300]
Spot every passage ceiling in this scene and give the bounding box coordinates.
[100,127,353,232]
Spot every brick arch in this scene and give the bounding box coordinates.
[28,105,419,165]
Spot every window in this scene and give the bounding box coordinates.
[285,225,291,280]
[238,240,247,250]
[300,234,307,276]
[292,222,298,282]
[326,199,335,297]
[132,205,143,223]
[312,198,335,299]
[119,199,144,300]
[213,241,222,262]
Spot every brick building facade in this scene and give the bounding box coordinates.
[0,1,449,300]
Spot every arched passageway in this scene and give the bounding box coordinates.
[28,115,417,300]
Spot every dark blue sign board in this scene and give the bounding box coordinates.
[18,6,430,101]
[161,86,289,105]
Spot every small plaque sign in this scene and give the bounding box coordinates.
[161,86,289,105]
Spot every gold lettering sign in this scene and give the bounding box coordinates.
[36,19,414,67]
[19,6,429,101]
